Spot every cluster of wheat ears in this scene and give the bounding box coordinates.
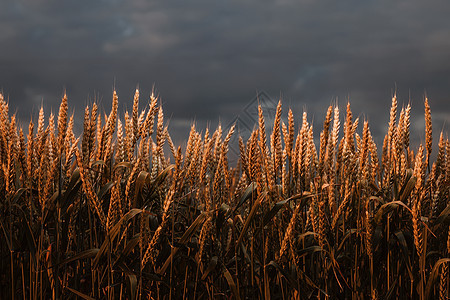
[0,89,449,299]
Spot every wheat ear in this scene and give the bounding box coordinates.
[424,97,432,168]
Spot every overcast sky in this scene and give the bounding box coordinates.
[1,0,449,149]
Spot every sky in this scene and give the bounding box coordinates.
[1,0,449,152]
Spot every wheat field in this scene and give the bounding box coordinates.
[0,89,449,299]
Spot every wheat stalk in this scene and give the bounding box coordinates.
[75,148,106,226]
[412,175,424,258]
[319,105,333,176]
[424,97,433,167]
[271,100,282,185]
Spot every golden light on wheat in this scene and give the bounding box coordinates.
[0,89,448,299]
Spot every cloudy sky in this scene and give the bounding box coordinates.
[1,0,449,149]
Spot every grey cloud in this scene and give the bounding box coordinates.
[0,0,449,148]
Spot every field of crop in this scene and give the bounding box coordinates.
[0,89,449,299]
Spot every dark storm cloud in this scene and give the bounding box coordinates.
[1,0,449,146]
